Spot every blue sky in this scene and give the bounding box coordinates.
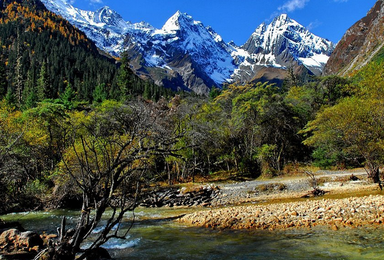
[69,0,377,44]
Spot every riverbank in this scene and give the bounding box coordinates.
[179,169,384,230]
[179,194,384,230]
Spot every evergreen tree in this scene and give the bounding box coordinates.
[23,69,38,109]
[0,62,7,99]
[36,61,49,101]
[117,52,133,99]
[5,88,16,107]
[209,87,221,101]
[143,81,151,100]
[92,83,108,103]
[24,89,38,109]
[60,82,77,109]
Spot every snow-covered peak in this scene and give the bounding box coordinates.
[253,14,303,39]
[42,0,132,31]
[241,13,334,70]
[277,13,289,20]
[41,0,86,23]
[132,21,154,31]
[149,11,236,85]
[155,11,218,50]
[272,14,291,26]
[92,6,124,26]
[41,0,73,11]
[161,11,201,33]
[254,22,267,36]
[40,0,137,55]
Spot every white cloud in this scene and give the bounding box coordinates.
[90,0,103,3]
[278,0,347,14]
[278,0,310,12]
[306,20,321,31]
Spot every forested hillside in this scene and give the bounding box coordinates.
[0,0,172,107]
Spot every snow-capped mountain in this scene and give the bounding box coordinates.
[231,14,334,83]
[40,0,334,94]
[125,11,237,94]
[40,0,139,56]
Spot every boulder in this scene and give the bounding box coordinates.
[0,228,43,254]
[17,231,44,251]
[0,229,20,252]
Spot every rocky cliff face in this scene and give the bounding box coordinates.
[324,0,384,76]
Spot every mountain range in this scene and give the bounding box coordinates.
[40,0,335,94]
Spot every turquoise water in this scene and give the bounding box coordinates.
[2,208,384,259]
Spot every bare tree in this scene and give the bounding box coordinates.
[304,170,326,197]
[42,100,183,260]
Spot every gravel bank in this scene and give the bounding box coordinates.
[210,169,369,206]
[211,178,310,206]
[179,195,384,230]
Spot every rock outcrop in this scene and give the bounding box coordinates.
[324,0,384,76]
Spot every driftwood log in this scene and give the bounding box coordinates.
[140,186,220,208]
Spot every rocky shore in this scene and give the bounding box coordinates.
[179,194,384,230]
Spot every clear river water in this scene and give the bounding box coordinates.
[2,207,384,259]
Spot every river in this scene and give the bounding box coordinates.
[1,207,384,259]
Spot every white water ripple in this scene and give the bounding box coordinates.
[81,237,141,250]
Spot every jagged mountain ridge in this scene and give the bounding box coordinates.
[231,14,334,84]
[41,0,335,94]
[324,0,384,76]
[40,0,138,56]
